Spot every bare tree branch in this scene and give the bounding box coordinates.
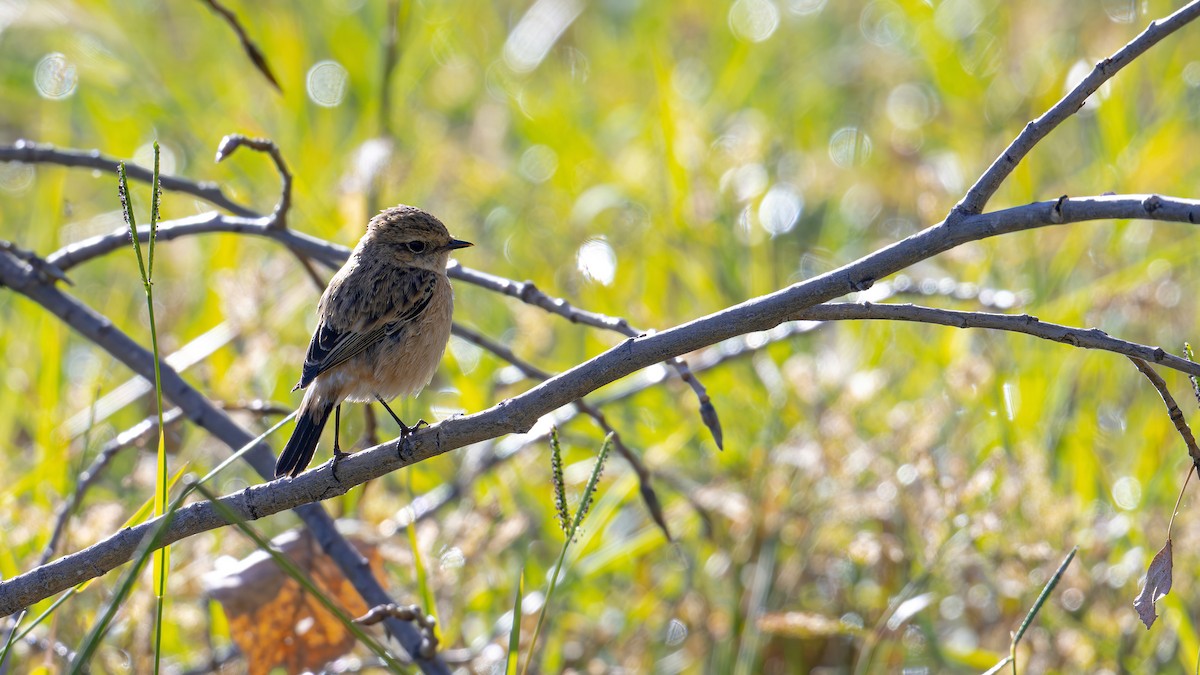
[0,141,256,217]
[0,239,71,285]
[1129,357,1200,465]
[952,1,1200,217]
[797,303,1200,378]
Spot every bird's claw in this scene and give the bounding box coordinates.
[330,444,351,481]
[400,418,428,437]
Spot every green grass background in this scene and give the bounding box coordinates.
[3,0,1200,671]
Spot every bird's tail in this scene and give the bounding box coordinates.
[276,393,334,478]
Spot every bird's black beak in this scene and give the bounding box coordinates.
[447,239,473,250]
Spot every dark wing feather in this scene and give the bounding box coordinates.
[294,267,438,390]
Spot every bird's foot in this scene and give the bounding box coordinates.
[399,418,429,437]
[330,442,352,482]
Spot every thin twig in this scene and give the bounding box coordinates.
[1129,357,1200,465]
[800,303,1200,379]
[214,134,293,229]
[952,1,1200,217]
[452,323,671,539]
[0,141,256,217]
[448,263,723,448]
[199,0,282,91]
[42,193,1200,278]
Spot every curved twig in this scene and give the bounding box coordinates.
[213,134,293,229]
[798,303,1200,378]
[1129,357,1200,465]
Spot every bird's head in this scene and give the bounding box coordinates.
[366,204,473,270]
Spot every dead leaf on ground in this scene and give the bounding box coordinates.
[204,529,384,674]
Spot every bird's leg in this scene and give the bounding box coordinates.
[330,404,349,480]
[375,396,428,437]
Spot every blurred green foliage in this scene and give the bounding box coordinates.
[3,0,1200,671]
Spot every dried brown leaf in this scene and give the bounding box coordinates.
[1134,538,1173,629]
[205,529,383,674]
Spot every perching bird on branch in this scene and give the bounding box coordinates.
[275,205,472,478]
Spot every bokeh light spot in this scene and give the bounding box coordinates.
[306,60,348,107]
[829,127,872,168]
[759,184,803,236]
[519,145,558,183]
[1102,0,1136,23]
[860,2,906,47]
[729,0,780,43]
[665,618,688,646]
[576,237,616,286]
[886,83,935,130]
[34,53,77,100]
[0,163,35,194]
[785,0,827,16]
[1112,476,1141,510]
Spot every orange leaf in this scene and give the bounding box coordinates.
[205,529,384,674]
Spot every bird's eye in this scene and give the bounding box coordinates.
[406,241,427,254]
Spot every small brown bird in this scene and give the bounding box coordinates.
[275,205,471,478]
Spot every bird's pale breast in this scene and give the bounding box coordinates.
[324,274,454,403]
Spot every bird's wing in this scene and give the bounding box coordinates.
[294,266,439,390]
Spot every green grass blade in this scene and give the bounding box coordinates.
[550,427,569,534]
[117,163,147,284]
[506,567,524,675]
[522,432,614,674]
[147,140,160,279]
[70,490,185,672]
[406,468,440,644]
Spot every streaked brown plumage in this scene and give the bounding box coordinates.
[275,205,471,478]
